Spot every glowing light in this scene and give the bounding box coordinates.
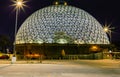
[11,0,27,11]
[64,2,67,5]
[90,45,99,51]
[55,2,59,5]
[104,27,109,32]
[92,46,98,50]
[103,23,114,33]
[17,1,22,6]
[103,23,114,43]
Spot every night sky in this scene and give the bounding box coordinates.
[0,0,120,44]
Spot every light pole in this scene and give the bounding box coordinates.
[12,0,27,56]
[103,24,114,44]
[103,26,112,43]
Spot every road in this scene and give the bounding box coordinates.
[0,60,120,77]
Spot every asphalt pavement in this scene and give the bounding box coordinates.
[0,59,120,77]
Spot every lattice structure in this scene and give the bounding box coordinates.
[16,5,109,44]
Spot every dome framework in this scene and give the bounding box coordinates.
[16,5,110,44]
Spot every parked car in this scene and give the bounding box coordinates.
[0,55,9,59]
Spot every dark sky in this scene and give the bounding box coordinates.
[0,0,120,44]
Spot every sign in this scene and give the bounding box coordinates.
[11,56,16,64]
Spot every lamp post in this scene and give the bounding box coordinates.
[103,24,114,44]
[104,27,112,43]
[12,0,27,56]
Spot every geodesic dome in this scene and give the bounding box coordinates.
[16,5,110,44]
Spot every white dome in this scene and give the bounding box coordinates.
[16,5,110,44]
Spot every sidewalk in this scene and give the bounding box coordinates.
[0,59,120,68]
[74,59,120,68]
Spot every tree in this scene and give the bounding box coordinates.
[0,35,11,53]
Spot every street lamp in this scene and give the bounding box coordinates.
[103,23,114,44]
[12,0,27,56]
